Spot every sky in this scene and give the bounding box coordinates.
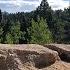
[0,0,69,13]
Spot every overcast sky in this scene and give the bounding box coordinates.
[0,0,69,13]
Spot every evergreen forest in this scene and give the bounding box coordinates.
[0,0,70,44]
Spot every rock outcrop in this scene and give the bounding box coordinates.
[0,44,60,70]
[44,44,70,62]
[0,44,70,70]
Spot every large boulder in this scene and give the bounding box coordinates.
[44,44,70,62]
[0,44,60,70]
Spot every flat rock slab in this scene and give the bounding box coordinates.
[0,44,60,70]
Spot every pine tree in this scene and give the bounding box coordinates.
[54,20,65,43]
[30,17,53,44]
[37,0,52,19]
[5,21,22,44]
[0,9,2,22]
[5,33,13,44]
[34,0,53,29]
[0,27,3,43]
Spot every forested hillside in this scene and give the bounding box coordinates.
[0,0,70,44]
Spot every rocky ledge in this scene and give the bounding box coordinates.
[0,44,70,70]
[0,44,59,70]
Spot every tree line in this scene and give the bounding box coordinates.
[0,0,70,44]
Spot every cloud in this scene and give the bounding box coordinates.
[0,0,40,6]
[0,0,41,13]
[48,0,69,10]
[0,0,69,13]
